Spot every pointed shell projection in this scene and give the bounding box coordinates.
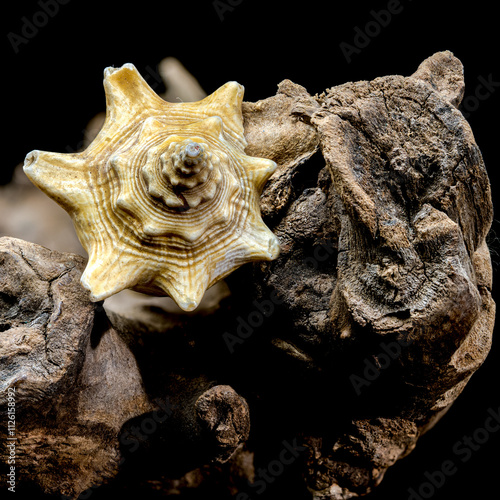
[23,64,279,311]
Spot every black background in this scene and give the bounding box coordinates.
[3,1,499,499]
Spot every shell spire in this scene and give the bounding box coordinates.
[23,63,279,311]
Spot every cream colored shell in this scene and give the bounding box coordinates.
[23,63,279,311]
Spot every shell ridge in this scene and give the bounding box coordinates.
[23,150,90,214]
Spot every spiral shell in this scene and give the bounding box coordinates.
[23,63,279,311]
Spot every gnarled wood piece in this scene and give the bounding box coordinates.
[244,50,494,498]
[0,238,250,498]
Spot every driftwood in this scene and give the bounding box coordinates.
[0,51,495,499]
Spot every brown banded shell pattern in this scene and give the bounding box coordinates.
[23,64,279,311]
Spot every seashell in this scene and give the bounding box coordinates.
[23,63,280,311]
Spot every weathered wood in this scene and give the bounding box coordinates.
[243,50,494,498]
[0,238,250,498]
